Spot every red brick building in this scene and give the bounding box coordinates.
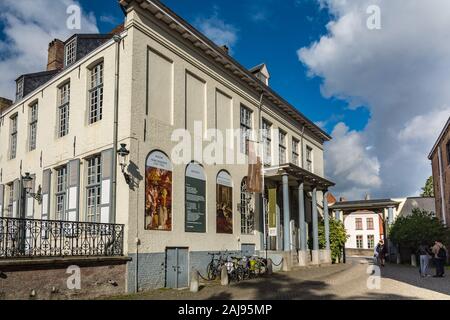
[429,117,450,226]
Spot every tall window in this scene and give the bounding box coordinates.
[262,119,272,166]
[29,102,38,151]
[355,218,363,230]
[367,217,374,230]
[356,235,363,249]
[16,79,24,101]
[64,39,77,67]
[367,235,375,249]
[278,130,287,164]
[446,140,450,165]
[306,146,313,172]
[55,166,68,221]
[58,82,70,137]
[292,138,300,166]
[9,115,18,160]
[6,183,14,218]
[240,179,255,235]
[240,106,252,155]
[89,63,104,124]
[86,155,102,222]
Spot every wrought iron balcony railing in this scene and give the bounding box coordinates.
[0,217,124,259]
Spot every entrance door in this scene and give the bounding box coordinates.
[166,248,189,289]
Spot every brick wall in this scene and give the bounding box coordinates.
[431,125,450,225]
[0,257,129,300]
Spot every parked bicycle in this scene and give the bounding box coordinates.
[206,251,227,281]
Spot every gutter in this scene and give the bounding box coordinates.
[437,146,447,226]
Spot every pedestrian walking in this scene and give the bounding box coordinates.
[374,240,387,267]
[432,240,447,278]
[416,242,431,277]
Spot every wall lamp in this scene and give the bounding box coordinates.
[22,172,42,204]
[117,143,131,185]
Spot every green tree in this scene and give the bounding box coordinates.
[314,218,349,263]
[421,176,434,197]
[389,208,447,251]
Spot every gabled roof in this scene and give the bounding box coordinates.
[428,116,450,159]
[120,0,332,142]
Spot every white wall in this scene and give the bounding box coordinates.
[344,212,382,250]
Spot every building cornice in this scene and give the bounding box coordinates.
[428,116,450,159]
[119,0,332,142]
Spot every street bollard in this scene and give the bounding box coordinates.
[267,259,273,275]
[221,266,229,286]
[190,270,199,293]
[411,254,417,267]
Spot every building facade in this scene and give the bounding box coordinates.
[0,0,335,295]
[429,117,450,226]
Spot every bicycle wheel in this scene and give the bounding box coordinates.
[207,262,216,281]
[236,266,244,282]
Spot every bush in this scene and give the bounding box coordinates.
[308,218,349,263]
[389,208,448,251]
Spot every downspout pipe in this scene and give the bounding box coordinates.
[438,146,447,226]
[112,34,122,224]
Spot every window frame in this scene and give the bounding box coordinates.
[28,102,38,151]
[55,166,68,221]
[85,155,102,223]
[88,63,104,125]
[366,217,374,230]
[306,146,313,172]
[9,114,18,160]
[367,235,375,249]
[240,178,255,235]
[16,79,24,101]
[64,38,77,67]
[6,182,14,218]
[355,217,363,230]
[262,119,272,166]
[278,130,287,165]
[292,138,300,166]
[356,235,364,249]
[240,105,253,155]
[58,82,71,137]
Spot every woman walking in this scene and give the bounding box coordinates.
[417,242,431,277]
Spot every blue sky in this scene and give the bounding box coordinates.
[2,0,448,200]
[80,0,370,135]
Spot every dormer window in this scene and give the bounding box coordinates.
[64,38,77,67]
[16,79,24,101]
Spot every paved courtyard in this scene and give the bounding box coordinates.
[110,258,450,300]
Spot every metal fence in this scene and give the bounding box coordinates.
[0,217,124,259]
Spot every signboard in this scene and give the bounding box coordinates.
[145,151,173,231]
[185,163,206,233]
[216,171,233,234]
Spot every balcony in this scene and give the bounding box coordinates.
[0,217,124,259]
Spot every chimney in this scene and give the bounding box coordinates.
[0,97,13,115]
[109,24,125,35]
[365,194,371,201]
[47,39,65,71]
[339,197,347,202]
[220,45,229,55]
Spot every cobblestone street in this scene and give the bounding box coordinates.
[110,258,450,300]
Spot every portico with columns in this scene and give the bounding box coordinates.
[262,164,335,269]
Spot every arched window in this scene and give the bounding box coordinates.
[185,162,206,233]
[240,178,255,235]
[216,170,233,234]
[145,151,172,231]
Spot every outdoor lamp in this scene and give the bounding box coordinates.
[22,172,42,204]
[117,144,131,185]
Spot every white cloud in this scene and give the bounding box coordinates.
[0,0,98,99]
[299,0,450,199]
[195,9,238,54]
[325,123,381,200]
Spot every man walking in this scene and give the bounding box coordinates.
[417,242,431,277]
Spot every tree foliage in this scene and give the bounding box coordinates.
[389,208,447,250]
[421,176,434,197]
[314,218,349,263]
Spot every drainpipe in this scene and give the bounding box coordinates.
[112,34,122,224]
[437,146,447,226]
[300,125,305,168]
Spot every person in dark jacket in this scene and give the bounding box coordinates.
[374,240,387,267]
[417,242,431,277]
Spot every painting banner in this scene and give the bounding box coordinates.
[185,163,206,233]
[145,151,172,231]
[247,140,263,193]
[216,171,233,234]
